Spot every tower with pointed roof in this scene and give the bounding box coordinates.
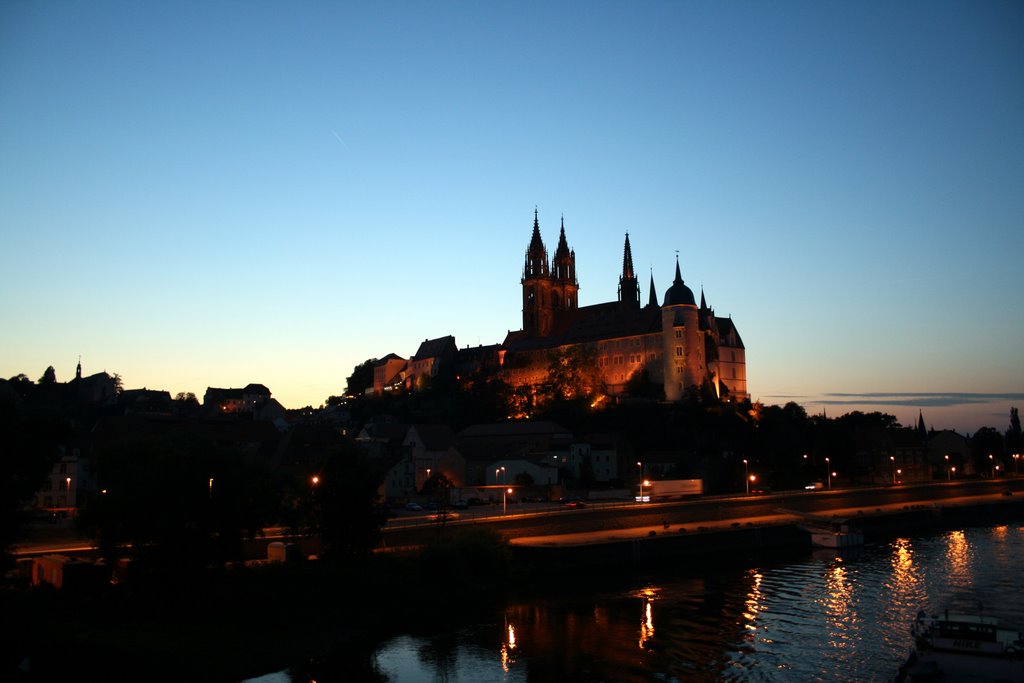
[618,233,640,309]
[522,209,553,337]
[660,256,704,401]
[551,216,579,319]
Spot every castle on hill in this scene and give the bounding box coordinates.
[371,210,747,402]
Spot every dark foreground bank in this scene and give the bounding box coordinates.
[3,496,1021,682]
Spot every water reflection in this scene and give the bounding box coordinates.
[500,619,516,672]
[822,558,857,651]
[943,529,974,594]
[254,523,1024,683]
[742,570,763,639]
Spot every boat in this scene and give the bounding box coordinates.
[896,610,1024,682]
[797,516,864,549]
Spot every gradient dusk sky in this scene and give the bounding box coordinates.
[1,2,1021,434]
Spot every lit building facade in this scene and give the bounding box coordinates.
[502,210,748,401]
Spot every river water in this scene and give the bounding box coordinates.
[248,522,1024,682]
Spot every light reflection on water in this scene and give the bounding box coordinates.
[251,523,1024,683]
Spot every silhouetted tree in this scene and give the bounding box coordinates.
[39,366,56,384]
[79,430,281,569]
[304,439,389,559]
[1006,407,1022,455]
[345,358,376,397]
[971,427,1004,475]
[0,402,67,569]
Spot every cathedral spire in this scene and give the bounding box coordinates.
[648,268,658,307]
[622,232,635,280]
[618,232,639,308]
[524,207,548,278]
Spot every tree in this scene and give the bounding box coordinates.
[78,429,281,569]
[345,358,376,397]
[0,404,66,568]
[1006,407,1022,455]
[39,366,56,384]
[543,345,604,405]
[303,440,389,559]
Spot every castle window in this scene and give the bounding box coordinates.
[675,330,682,339]
[675,346,683,357]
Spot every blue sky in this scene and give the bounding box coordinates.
[1,1,1022,433]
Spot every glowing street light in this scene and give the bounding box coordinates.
[311,475,320,486]
[65,476,71,507]
[208,477,214,498]
[989,454,995,478]
[825,457,830,489]
[1014,453,1020,475]
[504,487,512,515]
[640,479,650,503]
[743,459,749,495]
[951,466,956,478]
[945,454,950,481]
[890,456,896,485]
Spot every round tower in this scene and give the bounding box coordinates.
[661,257,703,401]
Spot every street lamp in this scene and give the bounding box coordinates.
[208,477,214,498]
[890,456,896,485]
[311,475,319,486]
[989,454,994,478]
[897,468,902,484]
[945,454,950,481]
[825,457,830,489]
[951,466,956,479]
[1014,453,1020,475]
[504,487,512,515]
[743,459,749,495]
[65,476,71,507]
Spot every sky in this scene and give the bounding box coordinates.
[1,1,1022,434]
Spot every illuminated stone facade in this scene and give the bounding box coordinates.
[502,211,748,401]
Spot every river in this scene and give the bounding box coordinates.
[246,521,1024,682]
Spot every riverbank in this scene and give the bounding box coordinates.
[509,491,1024,571]
[4,492,1021,682]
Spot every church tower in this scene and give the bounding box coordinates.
[660,256,704,401]
[618,233,640,309]
[522,209,553,337]
[551,216,579,318]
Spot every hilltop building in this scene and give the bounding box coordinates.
[363,209,747,403]
[501,210,747,401]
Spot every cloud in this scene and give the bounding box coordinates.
[811,392,1024,408]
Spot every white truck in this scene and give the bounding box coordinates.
[637,479,703,501]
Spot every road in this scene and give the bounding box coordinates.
[12,478,1022,558]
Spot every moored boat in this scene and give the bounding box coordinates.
[797,517,864,549]
[897,610,1024,682]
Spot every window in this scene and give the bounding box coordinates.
[675,346,683,357]
[675,330,682,338]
